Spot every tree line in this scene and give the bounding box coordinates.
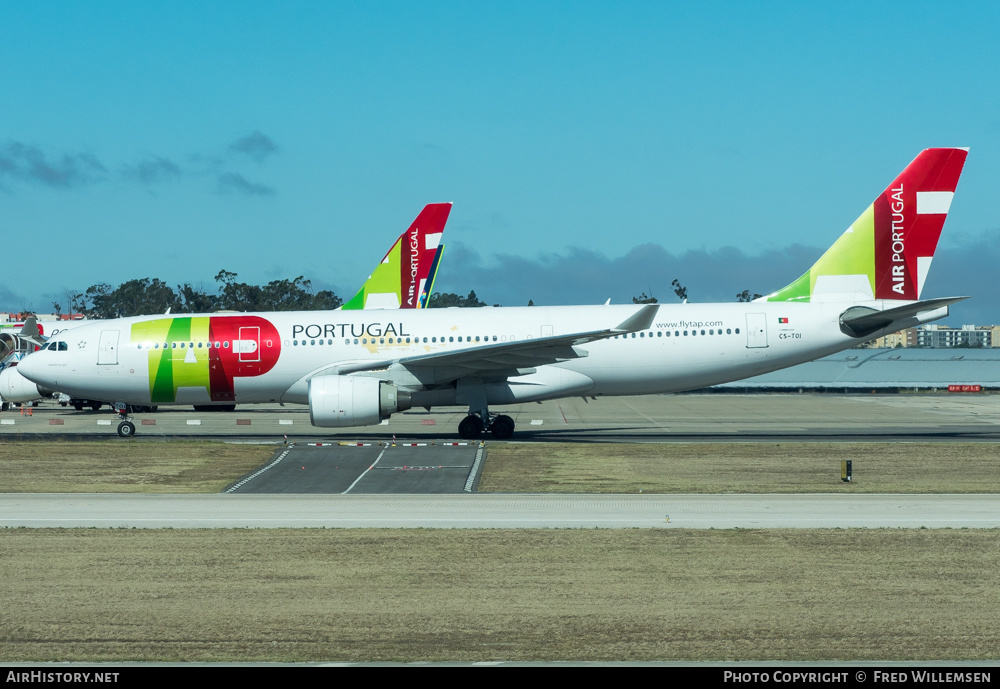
[54,271,342,319]
[50,273,494,320]
[46,274,761,320]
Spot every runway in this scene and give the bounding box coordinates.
[5,392,1000,441]
[2,493,998,529]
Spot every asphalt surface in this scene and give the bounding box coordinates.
[6,392,1000,442]
[2,493,998,529]
[225,440,484,494]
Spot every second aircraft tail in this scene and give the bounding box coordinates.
[342,203,452,310]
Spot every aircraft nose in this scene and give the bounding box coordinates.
[15,354,45,384]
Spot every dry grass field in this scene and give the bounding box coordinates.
[0,441,274,493]
[480,442,1000,493]
[2,528,999,662]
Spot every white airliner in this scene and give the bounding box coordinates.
[17,149,969,439]
[0,204,450,410]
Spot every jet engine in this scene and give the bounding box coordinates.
[308,375,411,428]
[0,364,46,404]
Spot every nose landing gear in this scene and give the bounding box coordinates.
[113,402,136,438]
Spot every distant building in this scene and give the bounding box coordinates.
[917,324,991,348]
[871,324,998,348]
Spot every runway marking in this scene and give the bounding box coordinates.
[386,465,467,471]
[97,420,112,425]
[465,444,485,492]
[1,419,14,425]
[48,419,64,425]
[187,419,202,426]
[224,448,293,493]
[530,419,543,425]
[556,403,569,425]
[342,448,387,494]
[279,419,293,425]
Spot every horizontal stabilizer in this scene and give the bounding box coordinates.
[839,297,968,338]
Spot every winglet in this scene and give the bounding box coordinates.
[612,304,659,333]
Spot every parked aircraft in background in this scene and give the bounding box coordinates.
[340,203,449,310]
[17,149,969,439]
[1,204,451,410]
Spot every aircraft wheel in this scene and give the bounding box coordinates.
[458,415,484,439]
[73,402,84,411]
[490,415,515,440]
[91,403,102,411]
[117,421,136,438]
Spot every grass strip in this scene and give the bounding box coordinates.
[0,442,275,493]
[480,442,1000,493]
[1,528,998,662]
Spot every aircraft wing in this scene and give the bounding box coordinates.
[332,304,659,380]
[839,297,968,338]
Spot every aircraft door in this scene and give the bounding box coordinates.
[236,326,261,377]
[98,330,120,365]
[237,326,261,362]
[745,313,768,348]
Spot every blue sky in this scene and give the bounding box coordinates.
[2,1,999,324]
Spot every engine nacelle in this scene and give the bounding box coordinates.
[0,365,44,404]
[308,375,411,428]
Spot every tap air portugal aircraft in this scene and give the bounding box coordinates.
[0,204,450,409]
[17,149,969,439]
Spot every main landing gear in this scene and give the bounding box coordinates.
[458,412,516,440]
